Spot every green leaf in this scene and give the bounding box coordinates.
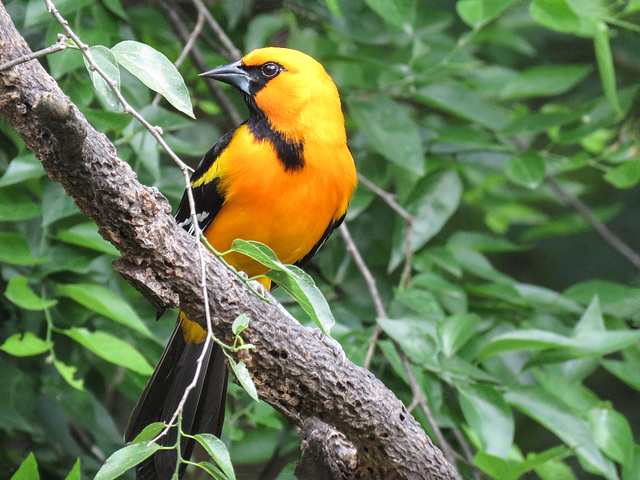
[0,154,45,186]
[0,185,42,221]
[324,0,342,17]
[362,0,416,28]
[0,332,52,357]
[411,82,509,131]
[604,160,640,189]
[589,407,633,467]
[506,387,617,480]
[377,318,438,368]
[602,358,640,391]
[458,383,514,458]
[196,461,228,480]
[505,151,546,189]
[230,240,335,336]
[194,433,236,480]
[84,46,120,111]
[63,459,81,480]
[501,111,579,135]
[389,170,462,271]
[55,222,120,255]
[521,204,620,243]
[437,314,480,357]
[10,452,39,480]
[563,280,640,320]
[507,446,572,480]
[529,0,580,33]
[245,15,291,53]
[64,328,154,375]
[500,65,591,100]
[623,0,640,14]
[479,329,575,360]
[526,331,640,368]
[24,0,94,26]
[450,248,513,284]
[42,182,79,227]
[111,41,194,118]
[473,452,510,479]
[481,325,640,364]
[102,0,127,19]
[513,283,582,314]
[5,276,57,311]
[0,233,49,266]
[232,313,250,335]
[572,296,604,336]
[94,441,161,480]
[131,422,167,443]
[267,265,336,335]
[447,231,520,253]
[413,273,467,315]
[228,359,259,402]
[485,202,547,234]
[58,283,152,337]
[347,96,424,174]
[53,360,84,391]
[535,456,578,480]
[457,0,519,28]
[593,22,623,117]
[471,282,522,304]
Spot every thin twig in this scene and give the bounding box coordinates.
[340,224,386,319]
[0,34,67,72]
[451,426,482,480]
[358,173,415,287]
[339,224,384,369]
[397,350,457,465]
[357,173,413,221]
[340,224,459,468]
[191,0,242,60]
[547,174,640,270]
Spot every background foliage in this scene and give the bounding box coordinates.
[2,0,640,479]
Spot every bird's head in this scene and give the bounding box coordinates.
[201,47,345,143]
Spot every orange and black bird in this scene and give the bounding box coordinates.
[124,47,357,479]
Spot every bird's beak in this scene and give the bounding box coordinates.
[200,60,251,95]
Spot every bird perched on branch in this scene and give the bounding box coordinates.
[125,47,357,479]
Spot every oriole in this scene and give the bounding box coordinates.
[124,47,357,480]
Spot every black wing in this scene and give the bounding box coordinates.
[294,213,346,269]
[174,129,235,235]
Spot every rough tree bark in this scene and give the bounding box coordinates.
[0,5,461,480]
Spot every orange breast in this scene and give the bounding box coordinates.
[202,125,356,280]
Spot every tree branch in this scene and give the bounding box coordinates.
[547,174,640,270]
[0,6,459,479]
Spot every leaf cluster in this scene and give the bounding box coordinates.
[2,0,640,479]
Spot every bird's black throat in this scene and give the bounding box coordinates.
[245,100,305,172]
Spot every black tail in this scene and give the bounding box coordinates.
[125,320,229,480]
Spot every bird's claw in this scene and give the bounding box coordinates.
[247,278,267,297]
[308,327,346,365]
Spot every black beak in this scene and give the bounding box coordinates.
[200,60,251,95]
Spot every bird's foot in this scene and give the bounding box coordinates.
[247,278,268,298]
[308,327,346,364]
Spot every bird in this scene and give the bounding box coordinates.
[124,47,357,480]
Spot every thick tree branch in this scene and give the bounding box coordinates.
[0,6,460,479]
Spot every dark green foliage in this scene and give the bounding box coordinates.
[2,0,640,479]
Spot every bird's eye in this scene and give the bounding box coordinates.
[261,62,279,78]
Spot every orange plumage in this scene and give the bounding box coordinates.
[125,47,356,480]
